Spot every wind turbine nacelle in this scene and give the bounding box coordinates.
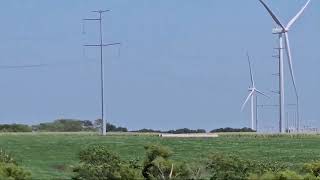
[272,28,283,34]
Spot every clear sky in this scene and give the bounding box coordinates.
[0,0,318,131]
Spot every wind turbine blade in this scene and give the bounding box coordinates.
[255,89,270,98]
[241,91,254,111]
[258,0,286,30]
[286,0,311,30]
[246,52,255,87]
[284,32,298,96]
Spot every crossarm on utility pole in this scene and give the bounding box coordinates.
[83,18,101,21]
[84,43,121,47]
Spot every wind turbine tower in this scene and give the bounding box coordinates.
[242,53,269,131]
[258,0,311,133]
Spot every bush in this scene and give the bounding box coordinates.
[249,170,304,180]
[0,149,31,179]
[142,144,191,180]
[206,153,290,180]
[303,161,320,177]
[0,163,31,180]
[73,145,141,180]
[253,160,288,175]
[206,153,254,180]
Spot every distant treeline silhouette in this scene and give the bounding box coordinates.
[0,124,32,132]
[210,127,255,133]
[132,128,206,134]
[133,127,255,133]
[0,119,254,133]
[131,127,256,134]
[33,119,128,132]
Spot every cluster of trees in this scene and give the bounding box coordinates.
[210,127,255,133]
[72,144,320,180]
[132,129,162,133]
[94,119,128,132]
[133,128,206,134]
[133,127,254,134]
[0,124,32,132]
[166,128,206,134]
[0,119,128,133]
[106,123,128,132]
[33,119,94,132]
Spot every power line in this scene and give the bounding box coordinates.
[0,59,97,70]
[0,64,49,69]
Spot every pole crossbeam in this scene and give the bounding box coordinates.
[84,43,121,47]
[83,18,101,21]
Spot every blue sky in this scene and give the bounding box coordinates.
[0,0,318,131]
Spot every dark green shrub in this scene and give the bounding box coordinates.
[303,173,320,180]
[276,170,303,180]
[0,163,31,180]
[303,161,320,177]
[206,153,254,180]
[142,144,191,180]
[73,145,141,180]
[0,149,31,179]
[206,153,290,180]
[249,170,304,180]
[253,160,288,175]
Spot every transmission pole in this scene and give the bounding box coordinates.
[273,42,284,133]
[256,96,258,132]
[83,10,120,136]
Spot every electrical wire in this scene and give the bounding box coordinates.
[0,64,49,69]
[0,59,98,70]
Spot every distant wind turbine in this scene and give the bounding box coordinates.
[242,53,269,131]
[258,0,311,133]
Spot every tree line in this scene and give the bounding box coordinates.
[0,119,255,133]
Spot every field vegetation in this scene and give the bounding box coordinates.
[0,132,319,179]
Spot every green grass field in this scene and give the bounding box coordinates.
[0,132,320,179]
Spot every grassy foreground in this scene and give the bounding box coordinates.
[0,132,319,179]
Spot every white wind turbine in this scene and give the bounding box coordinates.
[258,0,311,133]
[242,53,269,131]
